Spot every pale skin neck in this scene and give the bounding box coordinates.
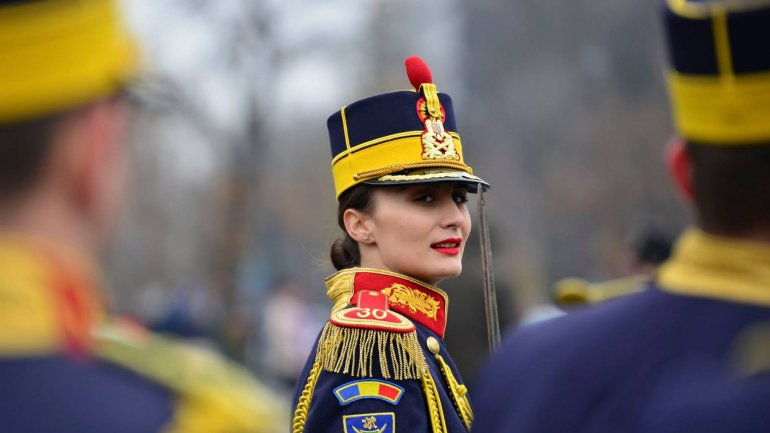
[359,245,385,271]
[359,247,442,286]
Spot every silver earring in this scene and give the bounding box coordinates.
[364,235,370,242]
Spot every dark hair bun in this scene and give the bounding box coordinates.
[330,184,375,270]
[330,235,360,270]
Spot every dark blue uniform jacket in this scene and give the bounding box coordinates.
[292,268,473,433]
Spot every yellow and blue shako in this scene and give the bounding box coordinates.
[326,56,489,199]
[0,0,137,123]
[664,0,770,144]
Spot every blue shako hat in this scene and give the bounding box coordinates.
[663,0,770,144]
[326,56,489,199]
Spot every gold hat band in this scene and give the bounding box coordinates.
[331,131,472,198]
[668,70,770,144]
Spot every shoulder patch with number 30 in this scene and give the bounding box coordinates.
[330,291,414,333]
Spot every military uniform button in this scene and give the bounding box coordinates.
[427,336,441,354]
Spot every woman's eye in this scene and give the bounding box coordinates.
[415,194,435,203]
[454,194,469,204]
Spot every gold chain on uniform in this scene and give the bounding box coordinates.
[291,357,322,433]
[420,366,449,433]
[433,353,473,430]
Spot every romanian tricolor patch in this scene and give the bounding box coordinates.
[334,380,404,406]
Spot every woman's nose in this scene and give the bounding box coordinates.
[440,198,466,228]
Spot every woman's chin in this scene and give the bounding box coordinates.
[422,265,463,285]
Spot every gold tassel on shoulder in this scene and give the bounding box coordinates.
[316,322,426,380]
[318,290,428,380]
[292,288,428,433]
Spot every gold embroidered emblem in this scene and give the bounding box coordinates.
[381,283,441,320]
[363,417,377,429]
[421,117,459,160]
[352,416,388,433]
[417,98,460,161]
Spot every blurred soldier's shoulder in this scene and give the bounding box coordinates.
[95,318,287,433]
[553,275,649,309]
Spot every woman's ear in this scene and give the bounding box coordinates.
[665,136,695,202]
[343,208,373,244]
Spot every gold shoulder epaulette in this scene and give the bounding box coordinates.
[316,290,427,381]
[93,319,287,433]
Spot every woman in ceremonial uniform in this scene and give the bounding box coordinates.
[291,56,488,433]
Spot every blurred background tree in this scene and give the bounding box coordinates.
[106,0,688,399]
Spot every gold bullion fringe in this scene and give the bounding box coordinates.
[434,353,474,430]
[326,273,354,314]
[420,367,448,433]
[316,322,426,380]
[291,355,322,433]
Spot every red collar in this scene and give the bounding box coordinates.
[325,268,449,338]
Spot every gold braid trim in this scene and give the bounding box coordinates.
[434,353,473,430]
[420,367,448,433]
[291,355,322,433]
[316,322,426,380]
[353,160,472,181]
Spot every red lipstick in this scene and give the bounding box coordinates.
[431,238,462,256]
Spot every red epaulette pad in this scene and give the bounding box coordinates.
[329,291,415,333]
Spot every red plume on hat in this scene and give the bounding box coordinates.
[405,56,433,90]
[405,55,443,119]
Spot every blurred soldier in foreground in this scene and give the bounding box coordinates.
[643,322,770,432]
[472,0,770,432]
[0,1,284,432]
